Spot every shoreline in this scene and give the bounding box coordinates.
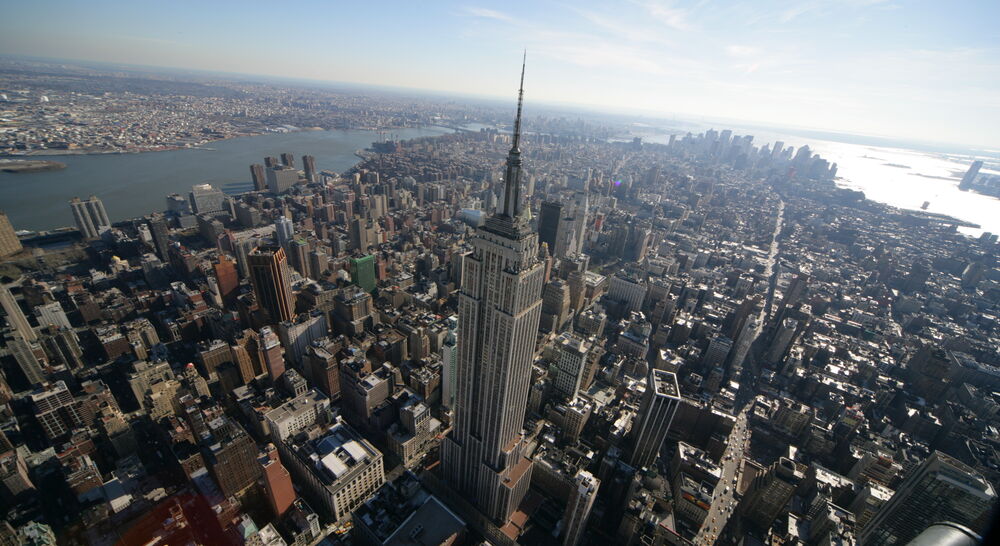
[0,124,434,158]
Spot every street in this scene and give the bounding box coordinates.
[693,409,751,545]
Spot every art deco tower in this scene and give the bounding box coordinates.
[441,55,544,524]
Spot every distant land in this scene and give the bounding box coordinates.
[0,159,67,173]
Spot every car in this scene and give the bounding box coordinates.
[724,486,730,494]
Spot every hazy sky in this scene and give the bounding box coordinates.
[1,0,997,147]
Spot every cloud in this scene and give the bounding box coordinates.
[463,6,513,22]
[726,45,761,58]
[572,8,674,46]
[776,0,897,23]
[631,0,693,31]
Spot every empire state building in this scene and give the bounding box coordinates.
[441,56,544,524]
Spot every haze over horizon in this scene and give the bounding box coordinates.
[1,0,997,149]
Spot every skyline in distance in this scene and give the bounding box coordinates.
[1,0,998,148]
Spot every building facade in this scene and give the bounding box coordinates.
[441,60,543,524]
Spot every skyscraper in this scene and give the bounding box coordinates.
[280,152,295,168]
[538,201,563,252]
[959,160,983,191]
[0,212,22,258]
[440,316,458,410]
[212,254,239,303]
[441,56,544,524]
[250,163,267,191]
[69,196,110,238]
[248,246,295,324]
[275,216,294,248]
[260,326,286,382]
[349,255,377,294]
[630,369,681,468]
[147,214,171,261]
[861,451,996,545]
[738,457,805,531]
[302,155,317,183]
[203,418,261,498]
[553,333,590,400]
[562,470,599,546]
[1,285,35,342]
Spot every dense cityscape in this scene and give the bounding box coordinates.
[1,56,999,546]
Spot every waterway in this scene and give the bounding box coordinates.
[0,127,452,232]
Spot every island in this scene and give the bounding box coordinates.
[0,159,68,173]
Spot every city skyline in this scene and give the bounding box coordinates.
[1,6,998,545]
[1,1,998,148]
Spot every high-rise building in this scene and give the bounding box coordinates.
[702,335,732,367]
[538,201,563,252]
[608,274,647,316]
[302,155,317,183]
[553,332,591,400]
[266,165,299,194]
[260,326,286,382]
[7,334,45,386]
[165,192,191,216]
[250,163,267,191]
[440,316,458,410]
[261,443,295,518]
[765,318,798,364]
[0,212,22,258]
[349,255,377,294]
[288,238,311,279]
[280,152,295,168]
[562,470,599,546]
[959,160,983,191]
[30,381,81,441]
[738,457,805,531]
[186,184,225,215]
[540,279,571,333]
[39,326,84,370]
[349,217,373,251]
[304,339,342,400]
[630,369,681,468]
[275,216,294,248]
[441,58,543,524]
[203,417,261,498]
[148,214,171,261]
[1,285,36,342]
[69,196,110,238]
[861,451,996,545]
[248,246,295,324]
[212,254,239,303]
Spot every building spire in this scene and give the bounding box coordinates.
[502,52,526,219]
[511,50,526,152]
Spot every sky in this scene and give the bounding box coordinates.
[1,0,998,148]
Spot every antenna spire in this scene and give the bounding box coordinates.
[512,50,526,151]
[501,53,527,219]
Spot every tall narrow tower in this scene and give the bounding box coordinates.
[441,54,544,524]
[248,246,295,324]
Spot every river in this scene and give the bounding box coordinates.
[0,127,453,232]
